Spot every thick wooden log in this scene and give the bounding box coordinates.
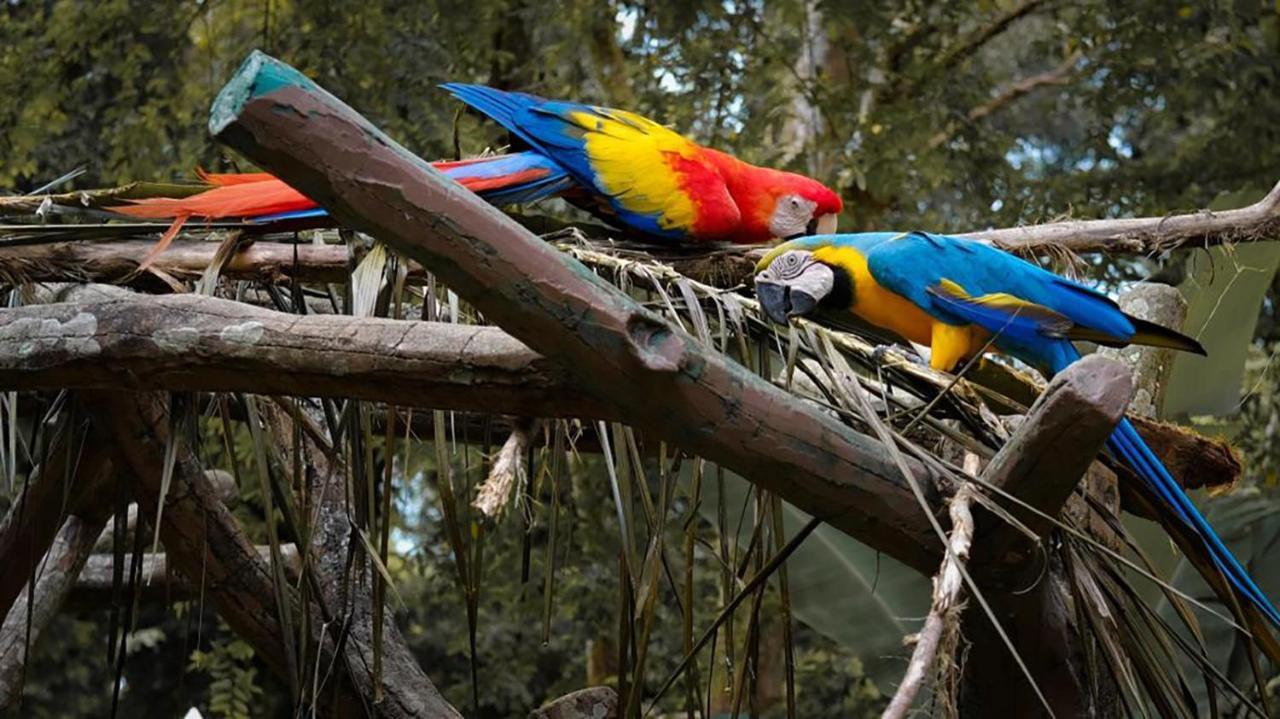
[208,51,945,572]
[0,436,114,620]
[975,355,1134,567]
[0,514,107,710]
[962,356,1132,718]
[78,390,461,718]
[0,291,608,419]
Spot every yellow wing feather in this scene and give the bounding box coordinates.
[565,109,733,233]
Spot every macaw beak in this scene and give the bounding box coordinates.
[756,281,819,325]
[802,213,838,237]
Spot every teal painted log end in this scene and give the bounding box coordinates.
[209,50,320,136]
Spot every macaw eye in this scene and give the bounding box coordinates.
[774,252,807,279]
[789,197,801,209]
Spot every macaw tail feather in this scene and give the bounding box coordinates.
[1109,418,1280,638]
[1042,344,1280,652]
[113,152,572,225]
[440,83,546,150]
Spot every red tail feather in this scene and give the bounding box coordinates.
[115,178,316,220]
[117,159,557,222]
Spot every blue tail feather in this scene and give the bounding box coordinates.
[1046,344,1280,629]
[1109,420,1280,627]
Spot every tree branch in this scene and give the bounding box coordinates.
[77,390,461,717]
[0,235,754,290]
[0,514,108,710]
[256,397,462,718]
[964,179,1280,253]
[882,481,977,719]
[937,0,1051,74]
[68,545,298,607]
[0,285,1235,492]
[927,51,1081,151]
[0,432,114,620]
[209,51,947,572]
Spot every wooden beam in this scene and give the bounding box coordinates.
[0,288,611,419]
[208,51,946,572]
[960,356,1132,717]
[974,355,1134,568]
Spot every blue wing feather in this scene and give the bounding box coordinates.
[858,231,1136,347]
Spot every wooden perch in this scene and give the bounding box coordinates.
[963,179,1280,253]
[0,290,608,420]
[0,239,358,285]
[957,358,1132,716]
[0,237,755,290]
[208,51,946,572]
[0,285,1238,490]
[974,355,1134,568]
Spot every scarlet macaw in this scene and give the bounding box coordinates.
[116,84,843,246]
[754,231,1280,633]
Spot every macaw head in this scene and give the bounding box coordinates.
[752,239,845,325]
[707,151,843,243]
[760,172,843,240]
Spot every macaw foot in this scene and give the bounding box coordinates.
[871,343,928,366]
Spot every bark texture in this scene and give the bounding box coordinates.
[0,292,606,419]
[962,356,1132,717]
[0,514,107,710]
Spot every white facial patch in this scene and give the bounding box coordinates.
[758,250,835,301]
[769,195,818,238]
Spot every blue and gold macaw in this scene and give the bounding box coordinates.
[754,231,1280,636]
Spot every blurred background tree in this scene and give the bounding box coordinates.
[2,1,1279,717]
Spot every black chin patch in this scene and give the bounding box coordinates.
[822,263,854,310]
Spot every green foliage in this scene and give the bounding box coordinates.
[189,630,263,719]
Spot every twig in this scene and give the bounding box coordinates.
[882,471,979,719]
